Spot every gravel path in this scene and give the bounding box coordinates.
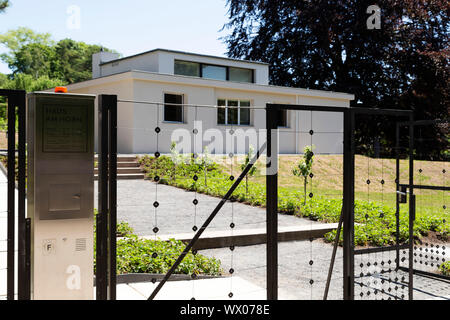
[200,240,450,300]
[94,179,318,236]
[94,179,450,300]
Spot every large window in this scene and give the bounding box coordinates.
[217,99,251,126]
[174,60,200,77]
[202,64,226,81]
[229,67,253,83]
[277,109,288,127]
[174,60,254,83]
[164,93,184,123]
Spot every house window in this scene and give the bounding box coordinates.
[217,99,251,126]
[174,60,200,77]
[277,109,288,127]
[174,60,254,83]
[164,93,184,122]
[202,64,227,81]
[229,67,253,83]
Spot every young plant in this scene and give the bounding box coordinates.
[170,141,179,182]
[292,145,314,205]
[240,145,257,196]
[201,146,214,187]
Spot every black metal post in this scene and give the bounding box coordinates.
[7,93,16,300]
[96,95,109,300]
[23,218,31,299]
[107,95,117,300]
[395,123,400,271]
[17,91,27,300]
[408,114,414,300]
[323,207,344,300]
[342,109,355,300]
[97,94,117,300]
[266,104,278,300]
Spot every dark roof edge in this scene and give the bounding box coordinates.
[99,48,270,66]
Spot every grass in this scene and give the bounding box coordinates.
[138,154,449,248]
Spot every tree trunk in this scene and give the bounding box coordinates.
[303,176,307,205]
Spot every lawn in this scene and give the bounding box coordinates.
[216,154,449,224]
[138,153,449,248]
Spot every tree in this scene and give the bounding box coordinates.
[292,146,314,205]
[240,145,257,196]
[2,73,64,92]
[223,0,449,159]
[0,0,9,13]
[201,146,214,187]
[52,39,109,83]
[0,28,117,84]
[0,27,53,70]
[14,43,55,78]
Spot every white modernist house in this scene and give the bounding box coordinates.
[65,48,354,155]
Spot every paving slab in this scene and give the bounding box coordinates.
[142,223,339,249]
[124,276,267,300]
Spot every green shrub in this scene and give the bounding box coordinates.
[439,261,450,276]
[93,209,222,275]
[116,236,222,276]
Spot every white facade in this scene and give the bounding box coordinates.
[66,49,354,155]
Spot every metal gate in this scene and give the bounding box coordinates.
[95,97,423,300]
[396,120,449,283]
[348,108,415,300]
[3,91,429,300]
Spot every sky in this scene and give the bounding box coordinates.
[0,0,231,74]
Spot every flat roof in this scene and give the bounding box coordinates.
[66,69,355,101]
[99,48,270,66]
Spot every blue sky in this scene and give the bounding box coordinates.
[0,0,230,74]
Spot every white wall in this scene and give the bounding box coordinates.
[67,71,352,155]
[66,79,135,153]
[95,49,270,85]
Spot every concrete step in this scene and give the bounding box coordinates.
[138,223,340,250]
[94,173,145,180]
[118,161,140,167]
[95,155,137,162]
[94,167,143,174]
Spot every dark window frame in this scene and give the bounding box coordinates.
[217,99,252,126]
[163,93,185,123]
[174,59,255,83]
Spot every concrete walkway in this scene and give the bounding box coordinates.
[94,179,322,237]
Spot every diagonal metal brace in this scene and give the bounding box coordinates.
[148,142,267,300]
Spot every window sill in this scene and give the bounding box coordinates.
[162,120,186,124]
[216,124,254,127]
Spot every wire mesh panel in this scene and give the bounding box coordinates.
[402,120,449,284]
[109,99,269,300]
[351,111,414,300]
[266,105,347,300]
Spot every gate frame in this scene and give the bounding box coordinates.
[0,89,29,300]
[266,103,351,300]
[349,107,414,300]
[396,119,449,282]
[95,96,418,300]
[96,94,118,300]
[267,104,415,300]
